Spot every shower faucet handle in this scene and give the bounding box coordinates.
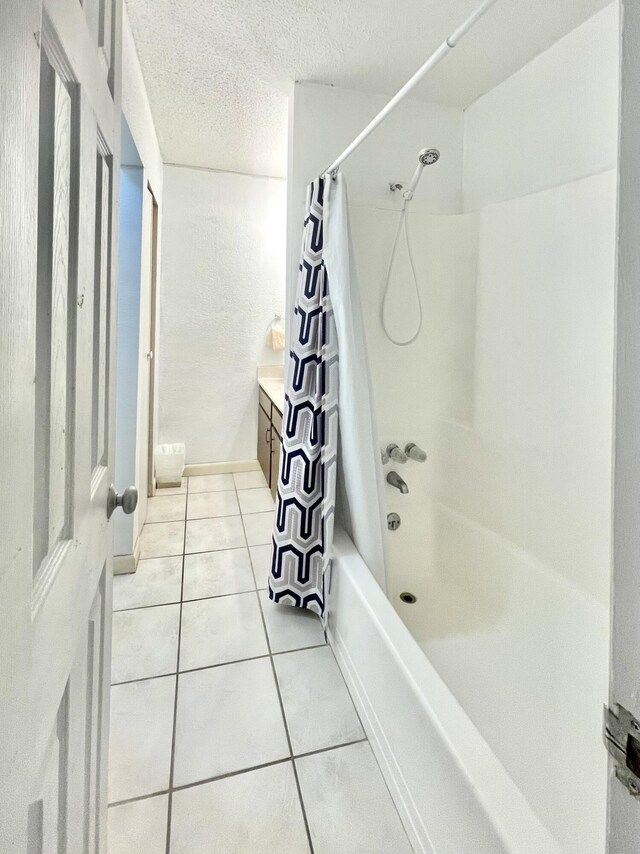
[405,442,427,462]
[386,443,407,464]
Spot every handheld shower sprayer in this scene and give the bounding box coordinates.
[382,147,441,346]
[402,149,440,200]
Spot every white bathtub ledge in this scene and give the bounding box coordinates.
[329,530,562,854]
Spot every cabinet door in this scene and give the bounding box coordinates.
[271,427,281,501]
[257,405,272,485]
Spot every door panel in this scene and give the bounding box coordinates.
[98,0,113,71]
[33,46,76,575]
[92,149,111,471]
[0,0,122,850]
[81,0,114,74]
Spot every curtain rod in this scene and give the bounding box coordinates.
[323,0,500,177]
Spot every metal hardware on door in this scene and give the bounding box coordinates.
[146,351,153,360]
[107,484,139,519]
[603,703,640,797]
[266,427,272,444]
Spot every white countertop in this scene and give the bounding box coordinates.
[258,376,285,414]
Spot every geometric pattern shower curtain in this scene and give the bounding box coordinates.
[269,177,338,617]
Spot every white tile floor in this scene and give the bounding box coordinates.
[108,467,413,854]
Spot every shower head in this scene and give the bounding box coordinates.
[418,148,440,166]
[402,147,441,200]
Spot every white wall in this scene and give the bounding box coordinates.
[114,165,144,557]
[158,165,286,464]
[114,10,163,558]
[122,9,163,194]
[463,3,619,211]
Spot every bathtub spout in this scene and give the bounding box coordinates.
[386,471,409,494]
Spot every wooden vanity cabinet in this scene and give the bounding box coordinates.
[257,403,272,487]
[257,387,282,499]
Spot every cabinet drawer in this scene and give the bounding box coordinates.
[258,387,272,419]
[271,406,282,437]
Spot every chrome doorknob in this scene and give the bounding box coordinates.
[107,484,138,519]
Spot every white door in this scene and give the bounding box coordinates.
[606,1,640,849]
[0,0,123,851]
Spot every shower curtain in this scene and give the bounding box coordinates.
[269,174,386,617]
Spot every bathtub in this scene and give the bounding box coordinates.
[327,529,563,854]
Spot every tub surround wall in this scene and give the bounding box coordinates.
[288,4,619,852]
[286,82,464,344]
[462,3,619,211]
[423,11,618,849]
[158,166,286,465]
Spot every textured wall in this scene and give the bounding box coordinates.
[125,0,609,176]
[158,166,286,464]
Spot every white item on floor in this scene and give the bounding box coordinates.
[155,443,186,488]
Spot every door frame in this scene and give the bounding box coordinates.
[607,0,640,849]
[146,182,159,499]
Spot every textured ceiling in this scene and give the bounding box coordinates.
[125,0,612,178]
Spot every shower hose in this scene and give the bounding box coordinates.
[381,199,423,346]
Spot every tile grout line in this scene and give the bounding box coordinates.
[109,788,170,809]
[164,478,189,854]
[245,494,316,854]
[110,642,329,687]
[258,602,316,854]
[107,737,369,809]
[176,736,369,793]
[118,473,379,854]
[113,586,260,614]
[137,543,266,562]
[240,472,317,853]
[163,474,260,852]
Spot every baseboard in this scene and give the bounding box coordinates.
[329,625,427,854]
[113,535,141,576]
[183,459,261,476]
[113,553,137,575]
